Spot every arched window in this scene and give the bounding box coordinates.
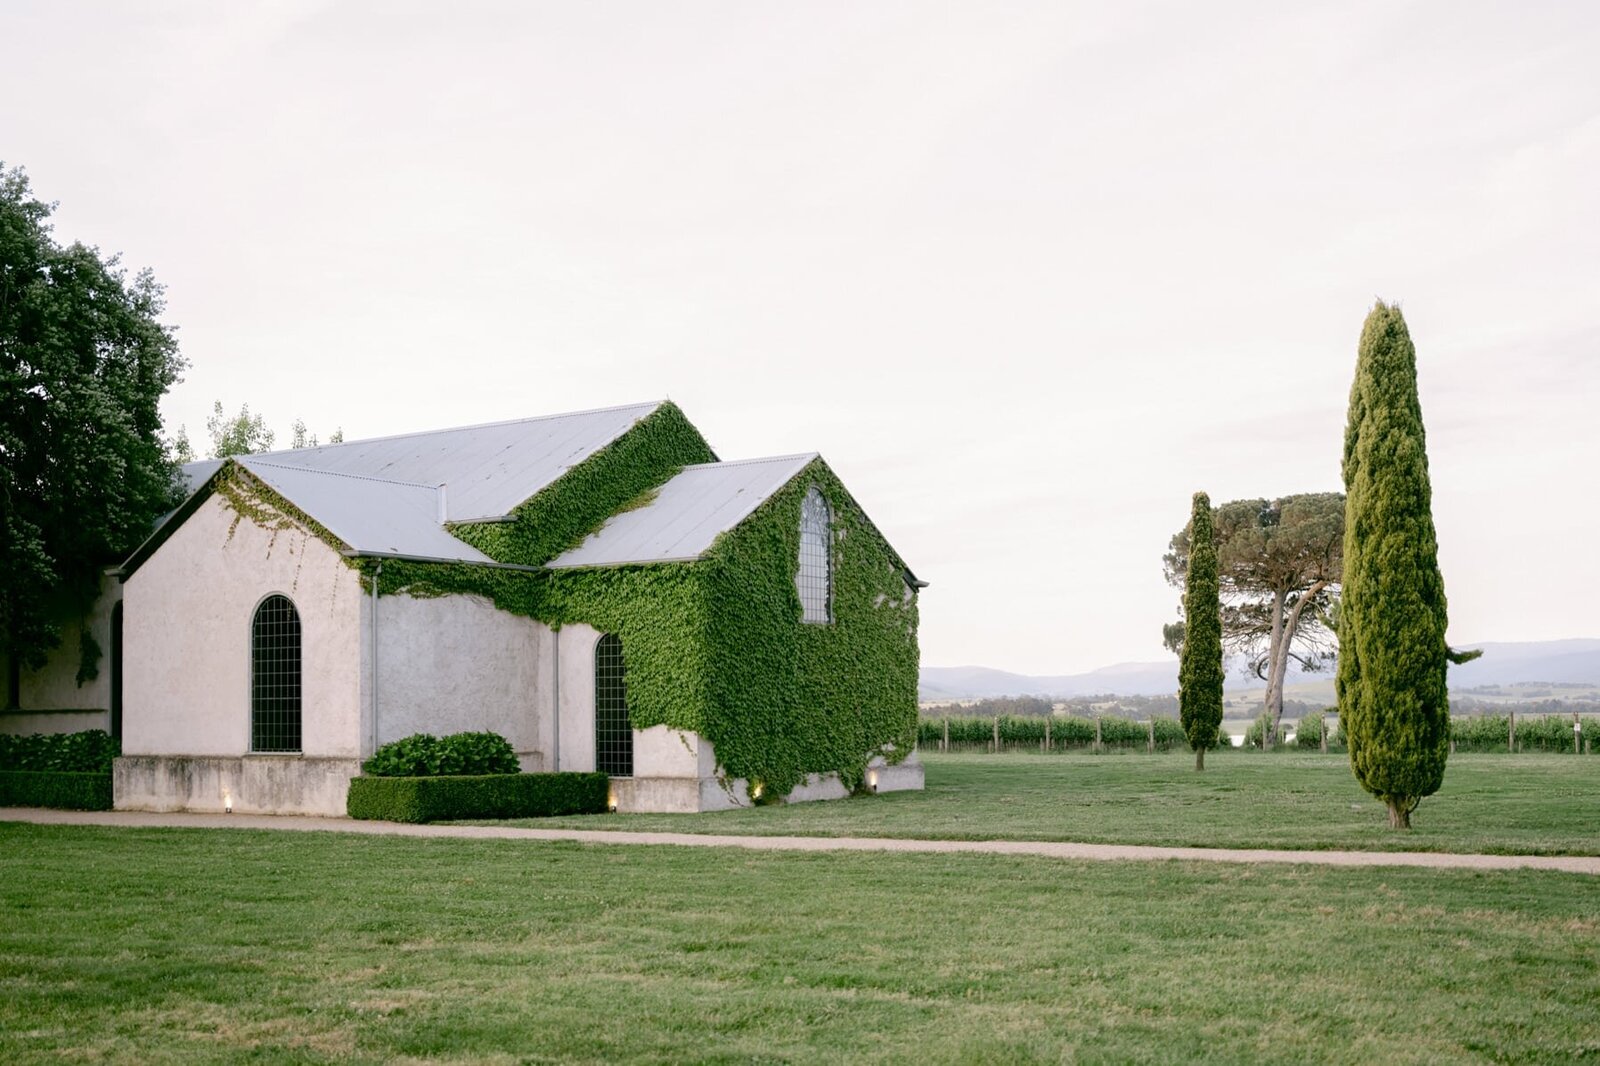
[798,486,832,624]
[594,633,632,776]
[251,594,302,753]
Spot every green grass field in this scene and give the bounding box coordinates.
[4,823,1599,1064]
[487,752,1600,856]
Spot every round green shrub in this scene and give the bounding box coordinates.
[362,731,519,777]
[362,734,439,777]
[435,731,519,775]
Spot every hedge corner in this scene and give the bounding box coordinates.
[347,772,609,823]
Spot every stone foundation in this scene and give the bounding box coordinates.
[114,755,360,816]
[866,752,925,793]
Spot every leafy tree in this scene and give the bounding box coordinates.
[1178,492,1223,770]
[1338,301,1477,829]
[167,402,345,460]
[0,164,185,679]
[205,400,273,457]
[166,427,195,465]
[1165,492,1343,746]
[290,418,343,450]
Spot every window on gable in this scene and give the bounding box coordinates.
[251,594,302,753]
[798,486,832,624]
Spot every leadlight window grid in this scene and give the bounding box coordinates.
[251,594,302,753]
[798,486,832,624]
[594,633,632,776]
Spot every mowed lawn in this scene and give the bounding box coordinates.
[490,753,1600,856]
[3,825,1598,1064]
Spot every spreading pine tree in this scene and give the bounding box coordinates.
[1179,492,1224,770]
[1338,301,1472,829]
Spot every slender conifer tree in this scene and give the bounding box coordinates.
[1179,492,1224,770]
[1338,302,1461,828]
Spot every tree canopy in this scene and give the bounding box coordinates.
[206,400,274,457]
[1178,492,1223,770]
[1338,301,1459,829]
[1164,492,1344,742]
[1,164,186,677]
[168,401,344,461]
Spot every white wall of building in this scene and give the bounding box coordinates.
[366,591,550,762]
[553,623,601,772]
[108,489,918,816]
[121,493,365,760]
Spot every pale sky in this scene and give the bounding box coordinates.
[4,1,1597,674]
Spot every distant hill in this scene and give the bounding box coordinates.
[920,638,1600,701]
[919,663,1182,701]
[1445,640,1600,688]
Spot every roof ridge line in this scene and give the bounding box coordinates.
[241,458,441,491]
[246,400,665,457]
[680,452,819,471]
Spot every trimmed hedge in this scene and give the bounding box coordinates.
[0,730,118,809]
[0,770,114,810]
[347,772,610,823]
[0,729,119,773]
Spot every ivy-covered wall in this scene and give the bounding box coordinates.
[367,398,725,750]
[364,420,919,799]
[452,401,715,566]
[696,460,919,795]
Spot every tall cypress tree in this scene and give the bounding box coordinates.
[1179,492,1223,770]
[1338,302,1458,828]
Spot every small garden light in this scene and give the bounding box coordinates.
[867,769,879,793]
[223,789,233,814]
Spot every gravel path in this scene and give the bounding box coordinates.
[5,807,1597,874]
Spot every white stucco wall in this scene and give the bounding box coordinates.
[610,727,744,812]
[553,623,601,772]
[121,493,366,760]
[632,724,701,778]
[367,592,550,761]
[9,572,120,717]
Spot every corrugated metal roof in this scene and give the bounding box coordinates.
[228,401,662,522]
[144,460,225,536]
[179,459,224,492]
[548,453,818,570]
[136,406,900,580]
[239,459,494,564]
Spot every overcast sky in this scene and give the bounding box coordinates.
[4,1,1597,674]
